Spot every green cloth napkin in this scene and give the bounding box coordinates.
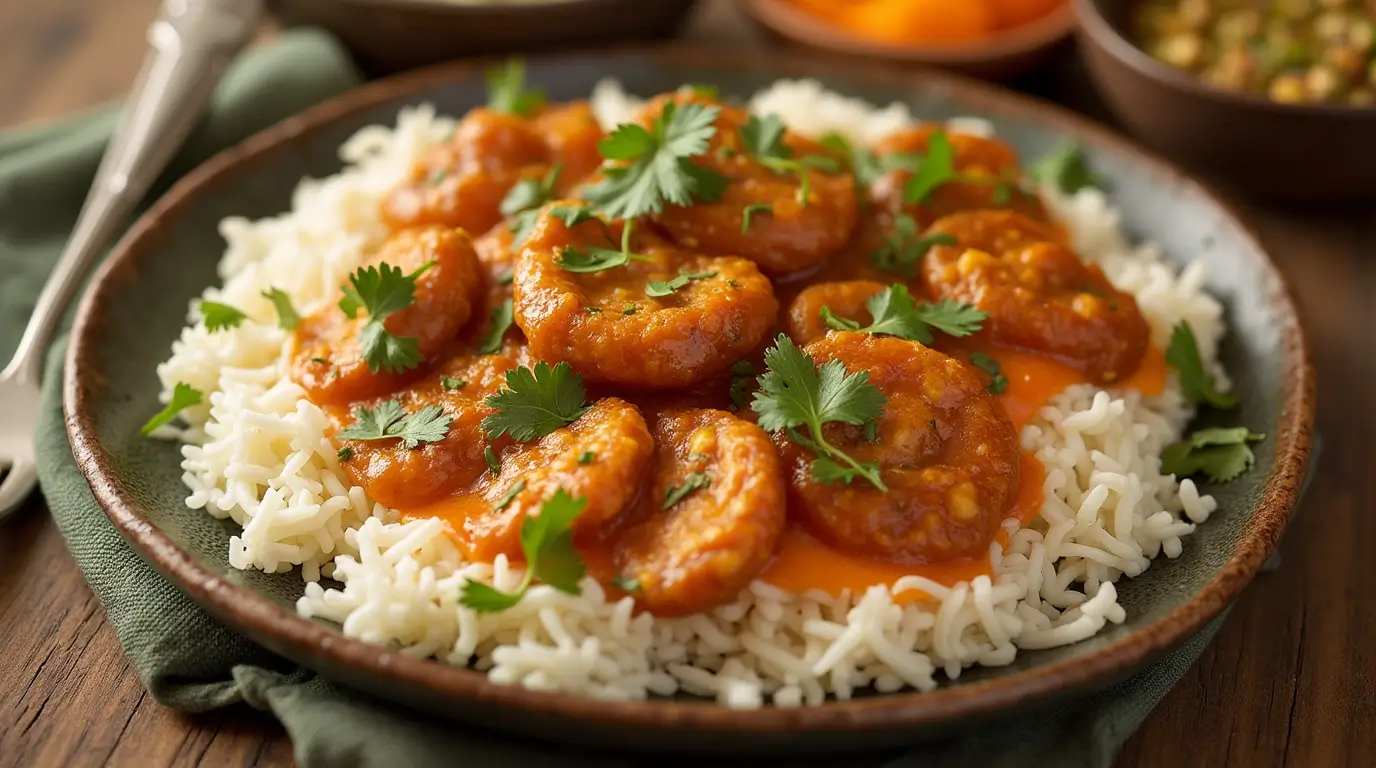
[9,28,1239,768]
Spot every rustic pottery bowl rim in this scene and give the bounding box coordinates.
[745,0,1075,64]
[1073,0,1376,118]
[335,0,644,14]
[64,43,1314,735]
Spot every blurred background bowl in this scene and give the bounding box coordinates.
[268,0,700,75]
[743,0,1075,80]
[1074,0,1376,203]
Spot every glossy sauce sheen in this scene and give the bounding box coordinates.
[297,96,1163,614]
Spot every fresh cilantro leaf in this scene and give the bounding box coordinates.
[662,472,711,509]
[583,101,727,220]
[139,382,203,436]
[645,269,715,297]
[751,333,888,491]
[441,376,466,391]
[502,165,561,244]
[459,489,588,612]
[1166,321,1237,409]
[1161,427,1265,483]
[585,306,602,314]
[484,444,501,474]
[336,400,453,449]
[577,450,596,465]
[548,203,598,228]
[486,59,546,117]
[337,446,354,461]
[821,286,985,345]
[1028,143,1106,195]
[871,214,957,277]
[260,288,300,331]
[728,360,756,409]
[915,298,987,338]
[903,130,958,205]
[820,131,884,187]
[610,574,640,593]
[199,301,247,333]
[622,304,638,315]
[681,83,719,100]
[969,352,1010,395]
[478,298,515,355]
[556,220,653,274]
[481,361,591,442]
[494,478,527,510]
[741,202,772,233]
[820,306,862,332]
[738,114,839,205]
[338,261,433,374]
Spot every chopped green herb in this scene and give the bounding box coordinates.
[610,574,640,593]
[441,376,466,391]
[486,59,546,117]
[139,382,203,437]
[870,214,957,278]
[498,271,515,286]
[644,269,715,297]
[622,304,638,315]
[577,450,596,465]
[583,100,727,220]
[1161,427,1265,483]
[494,479,527,511]
[727,359,756,410]
[1166,321,1237,409]
[902,130,958,205]
[484,444,501,474]
[738,114,840,205]
[969,352,1010,395]
[585,306,603,314]
[751,334,888,491]
[260,288,300,331]
[663,472,712,509]
[726,279,740,288]
[741,202,772,233]
[337,400,452,449]
[338,260,434,374]
[681,83,719,100]
[821,285,986,345]
[425,168,449,187]
[310,356,328,365]
[459,489,588,612]
[502,165,562,245]
[337,446,354,461]
[556,221,653,273]
[199,301,247,333]
[478,298,515,355]
[548,202,598,228]
[1028,143,1105,195]
[481,361,591,442]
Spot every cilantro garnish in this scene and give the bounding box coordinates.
[494,478,527,511]
[484,444,501,474]
[738,114,840,205]
[969,352,1009,395]
[871,214,957,277]
[821,285,986,345]
[645,269,715,297]
[903,130,958,205]
[556,221,653,274]
[548,203,598,228]
[502,165,561,245]
[820,131,884,187]
[486,59,546,118]
[139,382,203,436]
[622,304,638,315]
[610,574,641,593]
[751,334,888,491]
[441,376,466,391]
[577,450,596,465]
[459,489,588,612]
[741,202,772,233]
[1161,427,1265,483]
[727,359,756,410]
[260,288,300,331]
[662,472,711,509]
[478,298,515,355]
[336,400,452,449]
[199,301,246,333]
[338,260,433,374]
[481,361,591,442]
[583,100,727,220]
[337,446,354,461]
[1166,321,1237,409]
[1028,143,1105,195]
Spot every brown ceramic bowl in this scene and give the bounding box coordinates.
[744,0,1075,79]
[1074,0,1376,203]
[267,0,699,75]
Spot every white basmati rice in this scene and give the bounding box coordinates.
[156,79,1224,707]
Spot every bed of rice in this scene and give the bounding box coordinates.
[154,79,1226,709]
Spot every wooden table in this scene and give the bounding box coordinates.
[1,1,1370,765]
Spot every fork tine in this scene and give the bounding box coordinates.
[0,459,38,518]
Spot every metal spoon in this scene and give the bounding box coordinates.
[0,0,262,519]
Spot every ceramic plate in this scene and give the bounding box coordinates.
[65,46,1314,753]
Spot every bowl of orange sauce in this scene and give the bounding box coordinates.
[744,0,1075,79]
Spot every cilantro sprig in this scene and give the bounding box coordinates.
[199,301,246,333]
[339,260,433,375]
[738,114,841,205]
[903,130,958,205]
[583,100,727,220]
[969,352,1010,395]
[477,299,515,355]
[871,214,957,277]
[645,269,715,297]
[459,489,588,612]
[1166,321,1237,409]
[140,382,203,437]
[336,400,452,449]
[261,288,300,331]
[821,285,986,345]
[486,59,546,118]
[501,165,561,245]
[751,334,888,491]
[1161,427,1265,483]
[663,472,711,509]
[1028,143,1105,195]
[481,361,591,442]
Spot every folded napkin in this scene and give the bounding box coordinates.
[10,28,1240,768]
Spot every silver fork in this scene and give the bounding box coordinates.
[0,0,261,520]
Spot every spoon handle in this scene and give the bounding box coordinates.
[1,0,262,386]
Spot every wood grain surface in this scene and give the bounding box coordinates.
[0,1,1370,766]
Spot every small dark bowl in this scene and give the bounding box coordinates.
[268,0,699,75]
[744,0,1075,80]
[1074,0,1376,203]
